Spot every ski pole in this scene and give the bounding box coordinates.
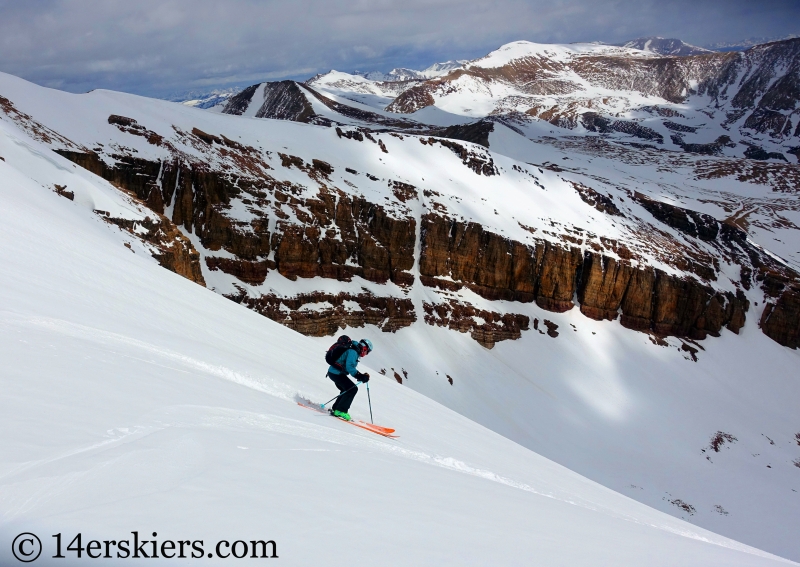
[366,382,373,424]
[321,381,362,408]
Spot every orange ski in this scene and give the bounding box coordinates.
[297,401,397,438]
[340,418,396,436]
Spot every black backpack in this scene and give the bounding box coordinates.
[325,335,356,371]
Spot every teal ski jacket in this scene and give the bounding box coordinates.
[328,342,360,377]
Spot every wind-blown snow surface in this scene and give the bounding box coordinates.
[0,114,796,566]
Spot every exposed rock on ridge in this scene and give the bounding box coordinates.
[54,145,800,348]
[230,290,416,337]
[222,81,316,122]
[418,212,750,340]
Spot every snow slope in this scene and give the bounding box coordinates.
[0,100,797,566]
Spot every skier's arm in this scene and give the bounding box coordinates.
[344,349,360,378]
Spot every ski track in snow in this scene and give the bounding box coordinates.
[0,311,297,401]
[0,312,784,562]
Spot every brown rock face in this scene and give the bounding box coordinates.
[385,85,436,113]
[55,150,417,289]
[423,301,529,349]
[420,213,580,308]
[55,149,784,348]
[105,214,205,285]
[634,192,719,241]
[232,291,416,336]
[761,286,800,348]
[581,255,748,338]
[54,148,422,339]
[535,243,583,312]
[651,272,743,339]
[619,267,657,330]
[206,257,270,285]
[420,211,751,339]
[579,254,633,320]
[52,151,205,285]
[271,193,416,285]
[55,150,167,212]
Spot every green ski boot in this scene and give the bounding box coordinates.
[331,409,352,421]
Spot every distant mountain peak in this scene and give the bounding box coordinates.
[166,86,243,109]
[706,34,800,52]
[351,59,467,83]
[620,37,713,56]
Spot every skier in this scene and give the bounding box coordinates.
[327,338,373,421]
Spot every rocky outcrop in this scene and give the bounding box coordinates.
[744,145,788,161]
[581,113,664,143]
[254,81,315,122]
[222,81,316,122]
[571,182,623,216]
[54,147,794,349]
[761,284,800,349]
[103,213,205,285]
[419,138,497,175]
[231,291,415,336]
[650,272,747,338]
[634,192,719,241]
[432,120,494,148]
[420,213,582,309]
[55,150,169,213]
[423,301,529,349]
[270,192,416,286]
[55,150,416,288]
[572,253,746,339]
[385,84,436,113]
[206,257,270,285]
[420,211,750,339]
[52,151,205,285]
[578,254,634,321]
[222,84,261,115]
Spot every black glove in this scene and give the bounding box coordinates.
[357,372,370,383]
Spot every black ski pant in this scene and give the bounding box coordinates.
[328,371,358,413]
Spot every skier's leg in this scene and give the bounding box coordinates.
[328,372,357,412]
[337,381,358,413]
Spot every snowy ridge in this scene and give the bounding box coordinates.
[356,59,468,81]
[621,37,714,56]
[304,60,469,110]
[468,40,657,68]
[378,38,800,165]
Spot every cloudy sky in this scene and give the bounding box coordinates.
[0,0,797,98]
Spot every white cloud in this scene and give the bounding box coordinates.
[0,0,796,97]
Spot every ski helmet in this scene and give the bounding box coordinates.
[359,338,373,353]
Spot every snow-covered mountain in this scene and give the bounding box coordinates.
[1,102,795,566]
[269,60,471,112]
[383,39,800,160]
[355,60,468,81]
[621,37,713,56]
[227,39,800,162]
[2,33,800,562]
[307,70,417,101]
[169,86,242,110]
[709,35,800,52]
